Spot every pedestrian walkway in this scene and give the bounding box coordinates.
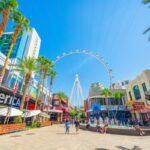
[0,124,149,150]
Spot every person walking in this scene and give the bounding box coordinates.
[74,119,80,134]
[65,120,70,134]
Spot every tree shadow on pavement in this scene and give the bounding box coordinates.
[116,145,142,150]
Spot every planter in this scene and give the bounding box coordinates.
[41,121,52,127]
[0,123,26,135]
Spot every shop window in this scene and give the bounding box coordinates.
[128,91,132,100]
[133,85,141,100]
[142,82,147,93]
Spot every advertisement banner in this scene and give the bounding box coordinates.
[91,104,101,111]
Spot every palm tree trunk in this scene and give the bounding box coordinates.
[105,95,109,118]
[20,73,31,111]
[0,25,21,82]
[40,67,48,110]
[50,77,54,91]
[34,65,42,110]
[0,8,10,37]
[114,98,120,123]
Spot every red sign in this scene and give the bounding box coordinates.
[13,83,18,94]
[25,94,31,102]
[132,102,145,109]
[27,103,35,110]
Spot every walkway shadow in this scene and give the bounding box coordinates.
[56,133,77,135]
[26,133,35,135]
[95,148,109,150]
[116,145,142,150]
[10,135,22,138]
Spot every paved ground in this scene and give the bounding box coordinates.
[0,125,150,150]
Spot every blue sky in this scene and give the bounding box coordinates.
[6,0,150,101]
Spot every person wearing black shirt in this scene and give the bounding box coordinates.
[74,119,80,134]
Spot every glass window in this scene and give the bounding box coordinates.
[142,82,147,93]
[128,91,132,100]
[133,85,141,100]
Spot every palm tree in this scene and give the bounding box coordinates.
[100,88,112,117]
[11,57,38,111]
[143,0,150,4]
[41,59,54,109]
[34,56,47,110]
[47,69,57,91]
[0,10,31,83]
[55,92,68,107]
[0,0,18,36]
[113,91,124,122]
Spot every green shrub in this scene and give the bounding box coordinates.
[31,121,37,128]
[45,117,49,122]
[14,117,22,124]
[36,121,41,128]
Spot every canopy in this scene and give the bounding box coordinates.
[48,109,63,113]
[22,110,41,118]
[40,112,49,118]
[0,107,23,117]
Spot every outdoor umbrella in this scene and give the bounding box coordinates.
[0,107,23,117]
[22,110,41,118]
[40,112,49,118]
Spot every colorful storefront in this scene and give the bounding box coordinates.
[126,100,150,122]
[86,103,131,122]
[51,96,70,121]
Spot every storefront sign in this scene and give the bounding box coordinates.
[0,92,21,108]
[101,106,107,111]
[132,102,145,109]
[126,102,145,111]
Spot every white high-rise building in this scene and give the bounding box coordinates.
[23,28,41,58]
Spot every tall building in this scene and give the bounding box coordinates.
[89,82,104,98]
[23,28,41,58]
[0,28,41,59]
[0,32,27,59]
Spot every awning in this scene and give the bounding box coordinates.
[48,109,63,113]
[53,96,59,100]
[40,112,49,118]
[22,110,41,118]
[55,107,62,110]
[140,108,150,113]
[86,109,93,112]
[0,107,23,117]
[63,116,71,119]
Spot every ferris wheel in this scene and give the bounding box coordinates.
[52,49,114,89]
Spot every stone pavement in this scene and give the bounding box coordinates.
[0,124,149,150]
